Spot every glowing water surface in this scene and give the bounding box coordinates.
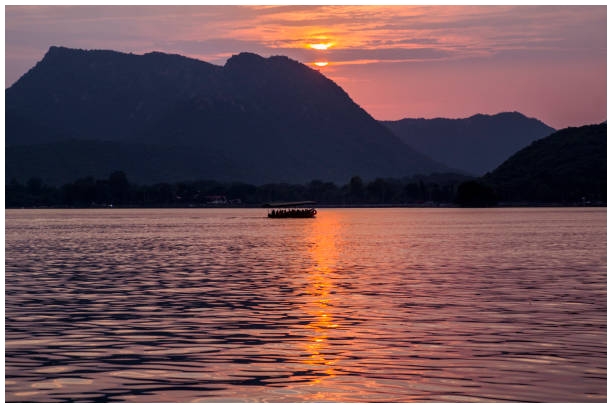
[5,208,606,402]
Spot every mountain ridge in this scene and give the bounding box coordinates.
[382,112,555,175]
[6,46,446,185]
[481,122,606,203]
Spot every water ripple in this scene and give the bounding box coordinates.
[5,208,606,402]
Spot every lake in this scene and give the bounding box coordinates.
[5,207,606,402]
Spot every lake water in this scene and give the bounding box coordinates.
[5,208,607,402]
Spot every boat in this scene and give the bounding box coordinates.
[267,208,317,218]
[264,201,317,218]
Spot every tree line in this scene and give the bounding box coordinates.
[6,171,486,208]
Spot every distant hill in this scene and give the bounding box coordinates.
[482,122,606,204]
[6,46,445,185]
[382,112,555,176]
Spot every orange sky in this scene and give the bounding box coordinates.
[5,5,607,129]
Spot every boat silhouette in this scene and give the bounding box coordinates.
[264,201,317,218]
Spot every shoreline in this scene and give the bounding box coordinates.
[6,203,606,210]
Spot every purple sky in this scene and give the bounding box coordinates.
[5,5,607,129]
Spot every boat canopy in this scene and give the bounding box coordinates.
[263,201,316,208]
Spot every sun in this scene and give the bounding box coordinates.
[308,39,334,68]
[309,42,334,50]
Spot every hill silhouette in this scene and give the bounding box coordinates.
[481,122,606,204]
[6,46,445,185]
[382,112,555,175]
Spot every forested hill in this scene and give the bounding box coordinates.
[6,46,444,185]
[382,112,555,175]
[481,122,606,204]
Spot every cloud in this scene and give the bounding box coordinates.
[320,47,454,64]
[5,5,606,129]
[6,5,605,66]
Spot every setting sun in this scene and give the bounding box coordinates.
[309,42,334,50]
[313,61,329,67]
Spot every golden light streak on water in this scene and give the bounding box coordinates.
[301,213,342,386]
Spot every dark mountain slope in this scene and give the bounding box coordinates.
[382,112,555,175]
[6,46,445,185]
[7,47,223,145]
[6,141,242,187]
[482,122,606,203]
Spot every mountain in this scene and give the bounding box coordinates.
[6,46,445,185]
[481,122,606,204]
[381,112,555,176]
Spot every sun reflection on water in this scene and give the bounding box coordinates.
[302,212,342,385]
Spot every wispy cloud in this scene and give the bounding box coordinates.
[6,5,605,66]
[5,5,606,128]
